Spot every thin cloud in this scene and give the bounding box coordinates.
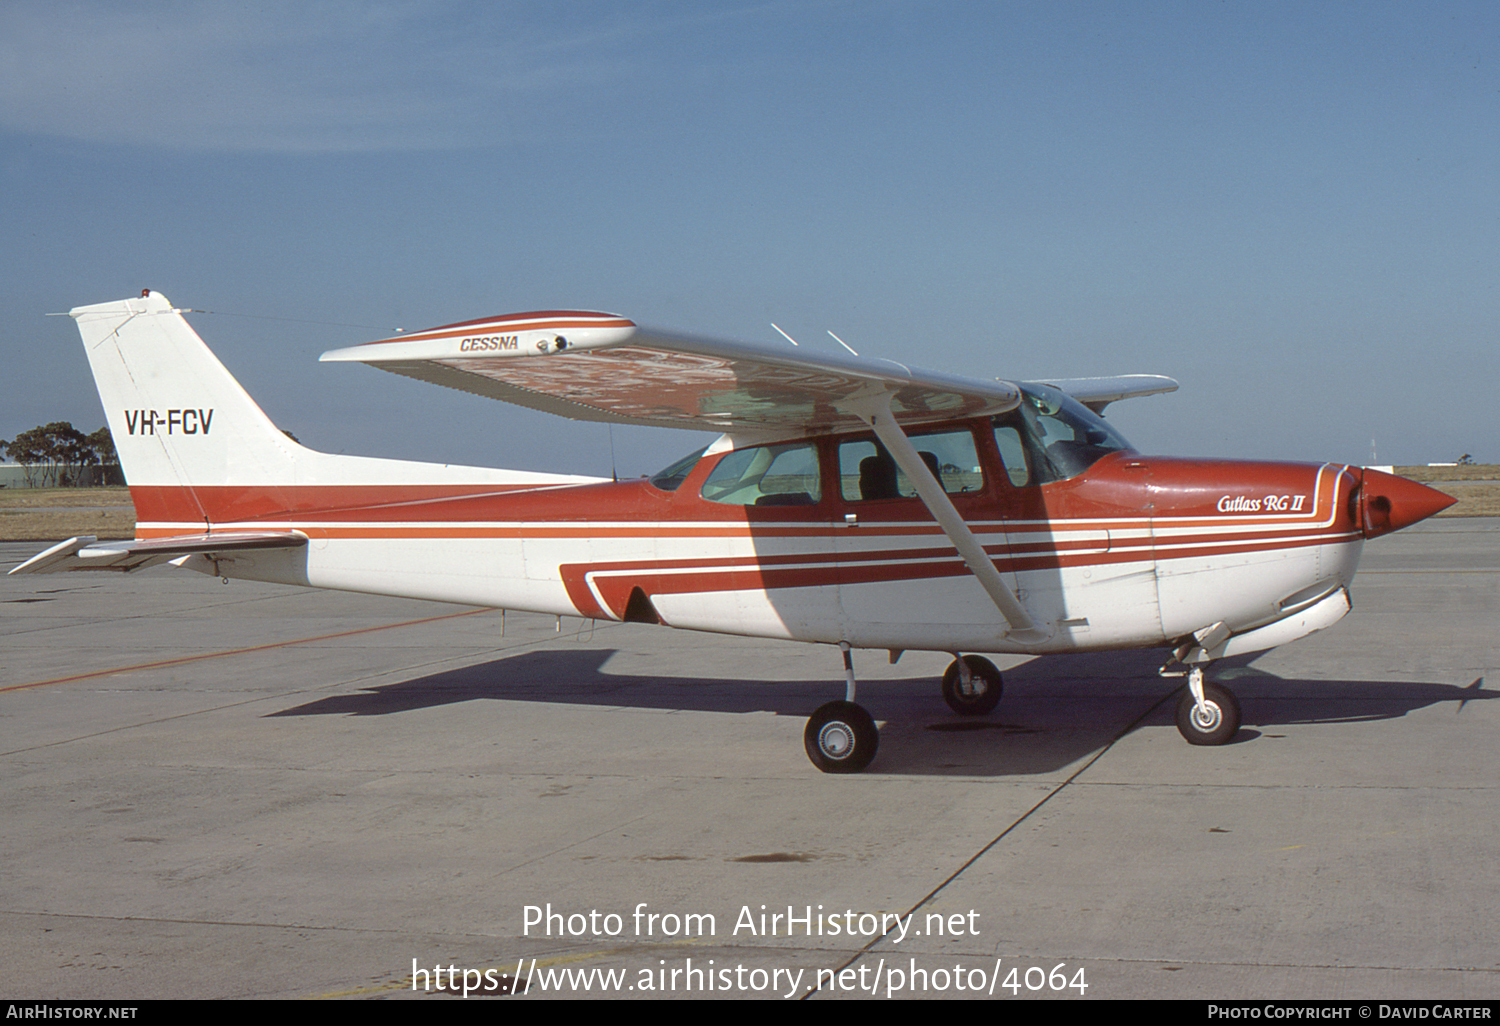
[0,0,721,153]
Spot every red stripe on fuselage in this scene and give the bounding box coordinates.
[555,526,1358,621]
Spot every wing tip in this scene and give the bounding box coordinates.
[361,310,637,348]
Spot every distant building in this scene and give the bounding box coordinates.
[0,463,125,489]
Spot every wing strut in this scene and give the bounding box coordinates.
[860,396,1049,645]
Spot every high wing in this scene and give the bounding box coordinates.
[10,532,307,575]
[319,312,1043,433]
[320,312,1175,432]
[1023,375,1178,414]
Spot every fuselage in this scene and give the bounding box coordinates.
[129,414,1398,659]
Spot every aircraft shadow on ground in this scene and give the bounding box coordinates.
[266,646,1490,777]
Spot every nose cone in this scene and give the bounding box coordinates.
[1359,468,1456,538]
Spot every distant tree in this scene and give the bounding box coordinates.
[1458,454,1476,466]
[7,422,94,486]
[87,426,116,465]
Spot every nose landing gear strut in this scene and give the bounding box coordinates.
[1162,622,1242,745]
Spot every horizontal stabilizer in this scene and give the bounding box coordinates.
[9,532,307,575]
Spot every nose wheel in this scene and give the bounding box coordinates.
[1174,669,1241,745]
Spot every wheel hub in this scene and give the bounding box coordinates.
[1191,702,1222,731]
[818,721,855,759]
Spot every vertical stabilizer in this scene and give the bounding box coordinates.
[72,291,304,497]
[70,292,606,537]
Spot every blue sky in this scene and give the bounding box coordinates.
[2,0,1495,476]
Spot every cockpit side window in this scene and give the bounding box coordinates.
[992,424,1032,487]
[838,429,982,501]
[700,442,822,506]
[994,385,1134,485]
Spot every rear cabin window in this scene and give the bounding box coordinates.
[838,429,982,501]
[700,442,822,506]
[649,446,707,491]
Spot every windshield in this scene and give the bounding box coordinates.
[993,384,1134,485]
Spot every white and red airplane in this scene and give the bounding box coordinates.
[13,290,1454,772]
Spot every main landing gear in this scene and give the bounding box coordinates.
[804,643,880,773]
[804,647,1008,773]
[941,654,1004,716]
[804,700,879,774]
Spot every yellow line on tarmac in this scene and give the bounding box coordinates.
[2,607,493,693]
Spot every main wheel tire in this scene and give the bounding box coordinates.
[804,700,879,773]
[941,655,1004,716]
[1175,681,1241,745]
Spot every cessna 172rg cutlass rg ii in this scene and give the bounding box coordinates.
[13,291,1454,772]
